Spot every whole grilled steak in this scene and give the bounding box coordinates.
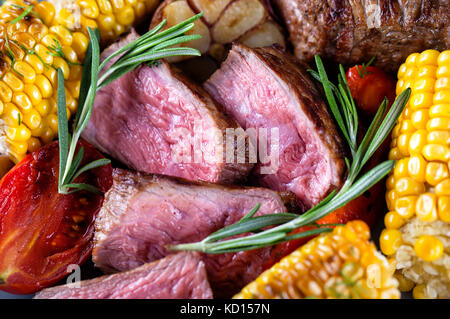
[273,0,449,73]
[82,33,253,184]
[93,168,290,298]
[34,252,212,299]
[204,44,346,211]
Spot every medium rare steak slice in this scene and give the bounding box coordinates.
[82,33,253,184]
[93,168,290,298]
[34,252,212,299]
[204,44,346,210]
[273,0,449,73]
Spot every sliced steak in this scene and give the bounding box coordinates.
[204,44,346,211]
[34,252,212,299]
[82,33,253,184]
[93,168,290,298]
[273,0,449,73]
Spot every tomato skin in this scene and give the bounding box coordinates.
[346,66,396,117]
[0,140,112,294]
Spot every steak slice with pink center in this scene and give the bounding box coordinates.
[82,33,253,184]
[92,168,291,298]
[34,252,212,299]
[204,44,346,210]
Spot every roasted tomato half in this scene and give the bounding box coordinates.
[0,140,112,294]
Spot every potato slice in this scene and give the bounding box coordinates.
[239,21,285,49]
[189,0,232,25]
[161,0,211,62]
[212,0,265,44]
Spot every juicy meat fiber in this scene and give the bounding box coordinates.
[34,252,212,299]
[82,33,253,184]
[273,0,449,73]
[93,168,289,298]
[204,44,346,211]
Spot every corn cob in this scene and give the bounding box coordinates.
[0,0,158,163]
[381,49,450,299]
[234,221,400,299]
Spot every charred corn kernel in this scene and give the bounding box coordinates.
[27,137,41,153]
[385,211,405,229]
[384,50,450,299]
[28,23,48,42]
[414,235,444,262]
[234,221,400,299]
[394,272,415,292]
[380,229,403,256]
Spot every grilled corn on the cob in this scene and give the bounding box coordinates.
[234,221,400,299]
[0,0,158,163]
[382,49,450,299]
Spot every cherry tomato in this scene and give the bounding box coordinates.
[0,140,112,294]
[346,65,396,117]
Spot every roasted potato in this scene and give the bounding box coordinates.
[151,0,286,62]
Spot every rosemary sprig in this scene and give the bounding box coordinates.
[47,38,82,66]
[169,55,411,254]
[57,14,203,195]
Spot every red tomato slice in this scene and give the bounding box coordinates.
[0,140,112,294]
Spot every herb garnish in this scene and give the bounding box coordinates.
[57,14,203,195]
[356,56,376,79]
[169,55,411,254]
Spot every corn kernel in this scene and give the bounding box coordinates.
[79,0,100,19]
[384,211,405,229]
[6,124,31,142]
[97,0,113,14]
[52,57,70,80]
[24,54,44,75]
[34,44,53,65]
[409,93,434,110]
[7,138,27,156]
[0,81,12,102]
[416,193,438,222]
[408,155,427,182]
[411,110,429,129]
[397,64,407,79]
[386,190,398,211]
[413,77,435,93]
[414,235,444,262]
[438,196,450,222]
[405,53,420,66]
[394,196,417,219]
[437,65,450,78]
[435,77,450,92]
[397,134,410,156]
[435,179,450,196]
[34,1,55,25]
[394,158,409,178]
[22,109,41,130]
[35,99,51,117]
[380,229,403,256]
[408,130,428,155]
[394,272,415,292]
[116,5,135,26]
[412,284,429,299]
[34,75,53,99]
[3,72,24,92]
[395,177,425,196]
[434,91,450,104]
[386,175,396,190]
[417,65,437,78]
[418,50,440,66]
[40,126,55,144]
[12,32,36,50]
[427,117,450,131]
[49,25,73,47]
[438,50,450,66]
[27,137,41,153]
[24,84,42,105]
[12,92,32,113]
[426,162,449,186]
[2,102,22,127]
[28,22,48,42]
[422,144,450,162]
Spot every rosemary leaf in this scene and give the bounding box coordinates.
[56,69,69,191]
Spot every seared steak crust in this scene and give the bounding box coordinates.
[274,0,449,72]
